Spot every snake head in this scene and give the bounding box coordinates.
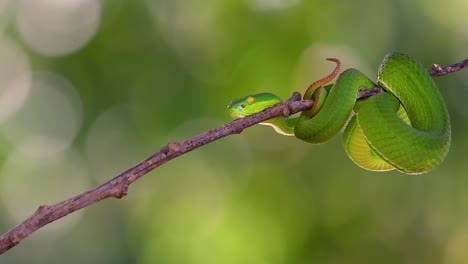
[227,93,283,119]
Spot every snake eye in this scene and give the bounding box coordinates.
[247,97,255,105]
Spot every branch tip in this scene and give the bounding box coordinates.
[431,64,443,73]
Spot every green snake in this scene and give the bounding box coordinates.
[227,53,451,175]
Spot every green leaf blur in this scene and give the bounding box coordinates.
[1,0,468,263]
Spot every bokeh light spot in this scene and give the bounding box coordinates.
[145,0,231,84]
[1,71,83,157]
[85,105,149,181]
[15,0,101,56]
[418,0,468,29]
[291,43,374,94]
[0,0,13,32]
[445,223,468,263]
[0,148,89,236]
[248,0,300,11]
[0,37,32,124]
[189,206,286,264]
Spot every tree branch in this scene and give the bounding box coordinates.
[0,57,466,254]
[428,58,468,77]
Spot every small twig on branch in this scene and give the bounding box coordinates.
[428,58,468,77]
[0,57,466,254]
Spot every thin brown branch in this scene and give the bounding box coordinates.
[0,57,466,254]
[0,92,312,254]
[427,58,468,77]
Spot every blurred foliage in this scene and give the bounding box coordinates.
[1,0,468,263]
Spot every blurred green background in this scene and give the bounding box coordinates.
[1,0,468,263]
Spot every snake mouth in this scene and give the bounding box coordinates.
[228,107,245,119]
